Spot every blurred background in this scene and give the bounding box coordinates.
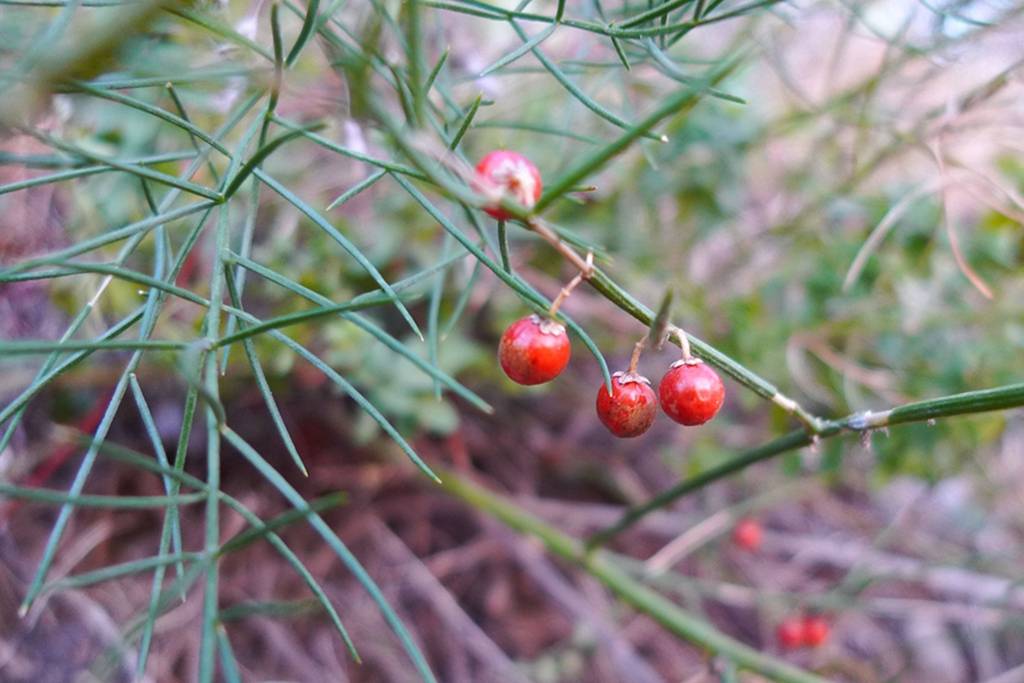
[1,0,1023,681]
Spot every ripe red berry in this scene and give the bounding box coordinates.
[475,150,542,220]
[777,618,806,650]
[802,615,829,647]
[658,359,725,426]
[731,518,762,551]
[596,371,657,438]
[498,314,570,385]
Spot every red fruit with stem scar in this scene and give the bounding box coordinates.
[659,358,725,426]
[498,314,570,385]
[475,150,542,220]
[596,371,657,438]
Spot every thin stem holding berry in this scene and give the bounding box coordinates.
[627,338,646,374]
[528,218,595,277]
[670,326,693,361]
[547,251,594,318]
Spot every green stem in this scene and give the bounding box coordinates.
[589,381,1024,546]
[587,430,812,547]
[405,0,425,126]
[497,220,511,272]
[197,204,230,683]
[883,382,1024,426]
[587,267,824,431]
[438,469,829,683]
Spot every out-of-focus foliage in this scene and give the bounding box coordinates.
[2,0,1023,681]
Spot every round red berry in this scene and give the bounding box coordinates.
[498,314,570,385]
[475,150,542,220]
[731,518,762,552]
[777,618,805,650]
[802,615,829,647]
[658,359,725,426]
[596,371,657,438]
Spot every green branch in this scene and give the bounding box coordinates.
[588,382,1024,546]
[438,469,829,683]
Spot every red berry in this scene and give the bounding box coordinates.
[498,314,570,385]
[802,615,829,647]
[658,359,725,426]
[777,618,805,650]
[731,518,762,551]
[475,150,542,220]
[596,371,657,438]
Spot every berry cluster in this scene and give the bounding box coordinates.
[479,150,726,438]
[497,315,725,437]
[777,615,830,650]
[480,151,820,656]
[732,521,832,650]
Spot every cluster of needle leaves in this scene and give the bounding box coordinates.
[0,0,1022,681]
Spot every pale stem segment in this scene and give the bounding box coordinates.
[528,217,596,277]
[547,250,594,317]
[669,325,693,360]
[627,338,646,374]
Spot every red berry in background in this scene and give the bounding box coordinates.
[658,359,725,426]
[777,618,806,650]
[498,314,570,385]
[475,150,543,220]
[802,615,830,647]
[596,371,658,438]
[731,517,762,551]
